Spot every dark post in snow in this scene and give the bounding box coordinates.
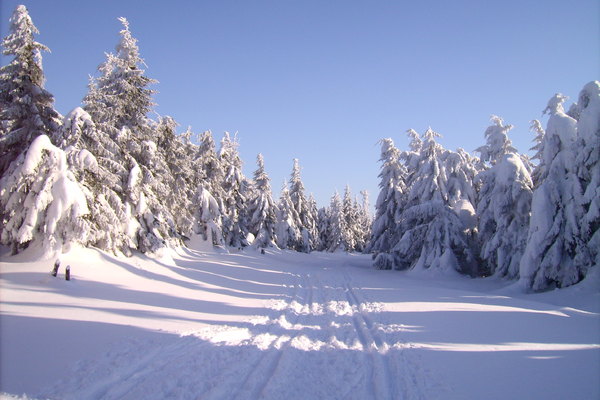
[65,265,71,281]
[51,259,60,277]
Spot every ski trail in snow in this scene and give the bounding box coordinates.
[341,271,394,400]
[36,254,440,400]
[230,273,310,400]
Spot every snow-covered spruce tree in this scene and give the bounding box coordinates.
[0,135,89,255]
[326,191,347,252]
[247,153,278,249]
[55,108,130,253]
[84,17,177,253]
[276,180,301,250]
[393,128,477,274]
[402,129,423,172]
[289,159,313,252]
[193,185,223,246]
[528,119,546,188]
[316,206,331,251]
[475,116,533,279]
[0,5,61,177]
[219,132,249,248]
[367,138,406,269]
[573,81,600,273]
[355,190,372,253]
[519,94,584,291]
[307,194,321,251]
[155,116,194,238]
[475,116,518,166]
[196,130,225,207]
[342,185,358,251]
[84,18,156,138]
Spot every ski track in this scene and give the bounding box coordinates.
[36,256,436,400]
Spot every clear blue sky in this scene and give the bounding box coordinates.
[1,0,598,210]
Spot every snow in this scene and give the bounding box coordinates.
[20,135,66,175]
[1,240,598,400]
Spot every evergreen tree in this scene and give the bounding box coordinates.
[155,116,194,238]
[368,138,406,269]
[84,18,156,137]
[0,135,89,255]
[519,94,584,290]
[342,185,357,251]
[394,128,477,274]
[193,185,223,246]
[84,18,180,253]
[276,180,301,250]
[247,154,278,249]
[307,194,321,251]
[56,108,129,253]
[528,119,546,187]
[316,206,331,252]
[197,130,225,206]
[0,5,61,177]
[289,159,312,252]
[573,81,600,273]
[475,116,518,166]
[327,191,346,252]
[219,132,249,248]
[355,190,372,252]
[98,18,179,253]
[475,116,533,278]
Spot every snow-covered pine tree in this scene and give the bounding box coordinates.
[316,206,331,251]
[475,116,533,279]
[289,159,313,252]
[0,5,61,177]
[155,116,194,238]
[307,194,321,251]
[573,81,600,274]
[84,18,156,138]
[326,191,346,252]
[394,128,477,274]
[519,93,585,291]
[193,185,223,246]
[367,138,406,269]
[355,190,372,253]
[276,180,301,250]
[0,135,89,255]
[247,153,278,249]
[84,17,176,254]
[342,185,357,252]
[219,132,249,248]
[196,130,225,207]
[56,108,130,253]
[402,129,423,172]
[475,116,518,166]
[528,119,546,187]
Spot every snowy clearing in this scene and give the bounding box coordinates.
[1,239,599,400]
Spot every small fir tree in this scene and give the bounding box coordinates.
[247,154,278,249]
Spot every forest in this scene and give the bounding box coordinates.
[1,5,598,292]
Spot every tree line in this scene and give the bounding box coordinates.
[0,6,371,258]
[1,6,597,292]
[369,89,599,291]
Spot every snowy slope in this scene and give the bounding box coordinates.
[1,239,599,400]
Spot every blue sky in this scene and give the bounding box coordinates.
[1,0,598,209]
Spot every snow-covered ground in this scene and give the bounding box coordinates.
[1,238,599,400]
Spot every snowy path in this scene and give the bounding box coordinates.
[1,243,599,399]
